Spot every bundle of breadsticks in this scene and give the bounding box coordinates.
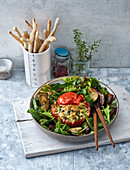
[9,17,60,53]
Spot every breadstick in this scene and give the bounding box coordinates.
[49,17,60,36]
[44,17,59,50]
[29,22,37,42]
[25,20,33,30]
[20,37,29,50]
[23,31,30,39]
[47,20,51,37]
[32,18,36,26]
[13,26,22,38]
[33,31,41,53]
[23,42,28,50]
[20,37,28,43]
[28,22,37,53]
[8,31,24,46]
[38,36,56,53]
[43,29,47,41]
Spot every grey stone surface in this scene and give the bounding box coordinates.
[0,68,130,169]
[0,0,130,68]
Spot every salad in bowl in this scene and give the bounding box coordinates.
[27,76,119,142]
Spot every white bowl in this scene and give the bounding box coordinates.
[0,58,13,80]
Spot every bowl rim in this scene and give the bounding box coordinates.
[30,76,119,139]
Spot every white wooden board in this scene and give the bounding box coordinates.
[12,85,130,158]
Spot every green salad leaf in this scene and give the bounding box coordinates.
[41,84,52,92]
[62,76,79,83]
[62,85,77,93]
[83,111,94,130]
[102,105,111,123]
[112,99,117,107]
[60,128,70,135]
[32,98,38,111]
[54,118,70,135]
[84,95,93,107]
[50,83,65,91]
[90,77,100,88]
[27,109,41,122]
[39,110,54,119]
[40,118,54,125]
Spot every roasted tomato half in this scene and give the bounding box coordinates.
[51,92,90,127]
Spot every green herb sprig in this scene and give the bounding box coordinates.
[73,29,101,61]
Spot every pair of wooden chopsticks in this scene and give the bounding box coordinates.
[93,98,115,150]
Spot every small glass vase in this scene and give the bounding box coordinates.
[69,51,90,76]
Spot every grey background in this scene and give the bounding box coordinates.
[0,0,130,68]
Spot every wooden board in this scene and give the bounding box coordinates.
[12,85,130,158]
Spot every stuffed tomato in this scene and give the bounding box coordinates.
[51,92,90,127]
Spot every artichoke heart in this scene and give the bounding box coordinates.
[68,127,82,134]
[38,94,49,111]
[88,87,98,102]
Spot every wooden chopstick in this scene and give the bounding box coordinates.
[96,107,115,147]
[93,112,98,151]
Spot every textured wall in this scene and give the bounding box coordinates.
[0,0,130,67]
